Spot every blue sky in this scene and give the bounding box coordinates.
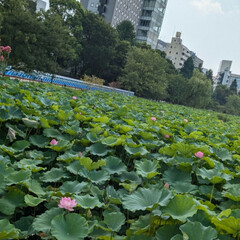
[160,0,240,75]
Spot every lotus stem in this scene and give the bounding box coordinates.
[210,184,215,203]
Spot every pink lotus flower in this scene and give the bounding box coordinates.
[50,139,58,145]
[161,111,165,114]
[78,152,82,157]
[0,55,4,61]
[58,197,77,211]
[164,182,169,189]
[151,117,156,121]
[72,96,77,100]
[3,84,7,87]
[165,134,170,139]
[195,151,204,158]
[3,46,11,53]
[184,119,188,122]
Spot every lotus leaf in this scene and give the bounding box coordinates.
[162,195,198,222]
[51,213,88,240]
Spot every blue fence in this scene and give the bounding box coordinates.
[5,69,134,96]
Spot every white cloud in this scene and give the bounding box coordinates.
[191,0,224,15]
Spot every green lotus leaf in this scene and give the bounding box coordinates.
[197,161,232,184]
[57,151,78,163]
[125,145,148,156]
[104,156,127,174]
[180,221,217,240]
[11,140,30,151]
[93,116,110,123]
[0,175,5,194]
[162,195,198,222]
[41,168,68,182]
[120,125,133,133]
[22,118,39,128]
[39,96,52,106]
[0,219,19,239]
[51,213,88,240]
[135,159,160,179]
[6,170,32,184]
[102,136,122,146]
[155,224,181,240]
[29,135,49,148]
[79,168,110,184]
[163,167,197,193]
[86,132,102,143]
[57,110,73,121]
[33,208,63,234]
[126,235,154,240]
[213,148,232,161]
[75,194,103,209]
[66,161,84,175]
[171,234,183,240]
[122,187,173,212]
[47,139,72,152]
[40,117,50,128]
[0,109,10,121]
[86,143,111,156]
[212,215,240,237]
[23,180,45,196]
[8,106,23,120]
[26,150,44,160]
[119,183,139,192]
[0,145,17,156]
[43,128,63,138]
[24,194,45,207]
[14,216,34,238]
[223,184,240,201]
[0,189,25,215]
[130,214,152,235]
[79,157,106,170]
[60,181,88,195]
[118,171,142,183]
[106,186,121,204]
[103,211,125,232]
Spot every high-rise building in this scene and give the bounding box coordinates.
[33,0,49,12]
[215,60,240,92]
[80,0,100,14]
[136,0,168,48]
[80,0,168,49]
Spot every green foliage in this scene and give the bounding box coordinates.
[1,77,240,239]
[180,57,194,79]
[119,46,169,100]
[213,85,231,105]
[116,20,135,44]
[225,95,240,116]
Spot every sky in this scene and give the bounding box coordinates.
[160,0,240,75]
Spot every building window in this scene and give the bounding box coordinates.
[90,3,94,7]
[169,51,171,53]
[176,52,178,54]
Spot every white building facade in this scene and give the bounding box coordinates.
[216,60,240,92]
[33,0,50,12]
[164,32,203,69]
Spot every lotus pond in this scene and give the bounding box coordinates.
[1,77,240,240]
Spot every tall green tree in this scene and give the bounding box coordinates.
[225,95,240,115]
[180,57,194,79]
[205,69,213,81]
[116,20,135,44]
[119,46,168,100]
[167,74,189,105]
[213,85,231,105]
[230,79,238,95]
[81,12,120,82]
[49,0,84,77]
[185,70,212,108]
